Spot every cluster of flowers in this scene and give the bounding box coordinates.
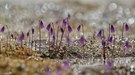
[0,14,87,51]
[97,23,130,64]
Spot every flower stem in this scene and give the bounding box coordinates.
[39,28,41,52]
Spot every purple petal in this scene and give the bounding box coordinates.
[97,29,102,38]
[63,60,70,69]
[46,23,51,31]
[44,66,52,75]
[125,23,129,31]
[62,19,67,26]
[39,20,44,29]
[102,40,106,48]
[67,25,72,32]
[77,25,81,31]
[32,28,34,34]
[78,35,87,46]
[108,36,113,43]
[56,66,62,74]
[105,59,113,70]
[18,32,25,43]
[49,27,53,35]
[111,24,115,33]
[125,41,131,49]
[0,26,5,32]
[60,27,64,34]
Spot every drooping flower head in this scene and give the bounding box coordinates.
[32,28,34,34]
[77,25,81,31]
[78,35,87,46]
[18,32,25,43]
[50,27,54,35]
[0,26,5,33]
[39,20,44,29]
[125,23,129,31]
[108,36,113,43]
[110,24,115,33]
[97,29,103,38]
[125,41,131,49]
[60,27,64,34]
[67,24,72,32]
[46,23,51,31]
[62,19,67,26]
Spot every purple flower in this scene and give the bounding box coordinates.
[49,27,54,35]
[125,23,129,31]
[60,27,64,34]
[44,66,52,75]
[97,29,102,38]
[62,19,67,26]
[77,25,81,31]
[105,59,113,70]
[32,28,34,34]
[18,32,25,43]
[46,23,51,31]
[108,36,113,43]
[67,25,72,32]
[125,41,131,49]
[66,36,72,45]
[102,40,106,48]
[0,26,5,32]
[78,35,87,46]
[111,24,115,33]
[39,20,44,29]
[27,31,29,37]
[56,66,62,74]
[62,60,70,69]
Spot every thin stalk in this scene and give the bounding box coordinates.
[52,23,55,46]
[6,25,9,50]
[112,34,115,58]
[48,32,50,50]
[21,41,23,48]
[82,24,85,54]
[39,28,41,52]
[28,35,31,49]
[31,34,33,50]
[103,47,106,64]
[56,25,59,47]
[67,32,69,47]
[102,29,105,40]
[122,24,124,40]
[59,32,64,50]
[108,24,111,38]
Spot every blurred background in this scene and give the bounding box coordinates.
[0,0,135,32]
